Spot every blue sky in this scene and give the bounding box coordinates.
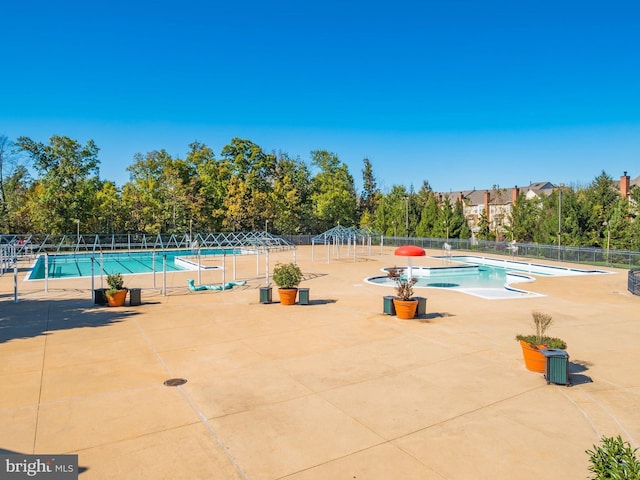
[2,0,639,193]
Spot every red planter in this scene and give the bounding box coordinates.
[106,289,128,307]
[278,288,298,305]
[519,340,547,373]
[393,298,418,319]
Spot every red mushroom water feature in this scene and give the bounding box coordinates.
[394,245,426,281]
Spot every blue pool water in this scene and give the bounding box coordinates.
[367,265,522,290]
[28,248,242,280]
[366,255,608,299]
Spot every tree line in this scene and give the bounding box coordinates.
[0,135,638,250]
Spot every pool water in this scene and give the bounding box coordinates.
[28,248,242,280]
[368,265,527,290]
[366,255,608,299]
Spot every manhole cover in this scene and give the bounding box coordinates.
[163,378,187,387]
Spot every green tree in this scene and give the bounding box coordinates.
[583,171,619,246]
[433,196,454,239]
[0,136,33,232]
[450,198,471,239]
[95,181,124,233]
[414,184,438,238]
[123,149,185,233]
[359,158,379,218]
[16,135,100,233]
[507,193,540,242]
[219,138,276,230]
[309,150,357,231]
[188,141,228,232]
[270,153,311,234]
[477,211,493,240]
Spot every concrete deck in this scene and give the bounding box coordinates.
[1,246,638,479]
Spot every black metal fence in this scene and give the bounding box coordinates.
[281,234,640,270]
[629,269,640,296]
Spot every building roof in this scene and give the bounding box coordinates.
[440,181,555,206]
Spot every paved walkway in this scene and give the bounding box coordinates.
[1,246,638,479]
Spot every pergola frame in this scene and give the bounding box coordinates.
[311,225,382,263]
[0,231,295,257]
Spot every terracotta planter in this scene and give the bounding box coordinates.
[393,298,418,319]
[278,288,298,305]
[519,340,547,373]
[106,289,128,307]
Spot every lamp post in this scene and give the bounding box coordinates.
[404,195,409,237]
[265,219,269,233]
[603,220,611,266]
[557,184,564,260]
[76,219,80,237]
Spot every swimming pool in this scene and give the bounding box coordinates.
[366,255,609,299]
[27,248,243,280]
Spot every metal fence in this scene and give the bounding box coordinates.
[629,269,640,296]
[282,235,640,269]
[4,232,639,270]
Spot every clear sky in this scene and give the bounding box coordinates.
[2,0,639,193]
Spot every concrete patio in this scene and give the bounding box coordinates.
[1,245,638,479]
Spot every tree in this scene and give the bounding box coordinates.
[0,136,33,232]
[270,153,311,234]
[507,193,540,242]
[95,181,124,233]
[16,135,100,233]
[219,138,276,230]
[414,183,438,238]
[309,150,357,231]
[359,158,379,218]
[583,171,619,246]
[477,211,493,240]
[188,141,228,232]
[450,198,471,239]
[123,149,188,233]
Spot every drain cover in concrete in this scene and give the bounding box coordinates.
[163,378,187,387]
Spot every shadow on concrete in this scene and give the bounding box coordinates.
[415,312,454,322]
[306,299,337,305]
[568,359,594,385]
[0,297,139,343]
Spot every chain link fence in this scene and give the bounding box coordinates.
[281,234,640,270]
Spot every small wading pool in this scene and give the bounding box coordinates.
[26,248,245,280]
[366,255,609,299]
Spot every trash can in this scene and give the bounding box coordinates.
[129,288,142,306]
[383,296,396,315]
[541,349,570,386]
[414,297,427,317]
[298,287,310,305]
[94,288,108,305]
[260,286,272,304]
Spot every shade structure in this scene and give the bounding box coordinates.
[394,245,425,281]
[394,245,426,257]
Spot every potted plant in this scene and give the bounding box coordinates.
[272,262,303,305]
[516,311,567,372]
[388,266,419,319]
[105,273,128,307]
[586,435,640,479]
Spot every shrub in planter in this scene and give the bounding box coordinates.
[387,266,419,319]
[586,435,640,479]
[273,263,303,305]
[515,311,567,372]
[105,273,127,307]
